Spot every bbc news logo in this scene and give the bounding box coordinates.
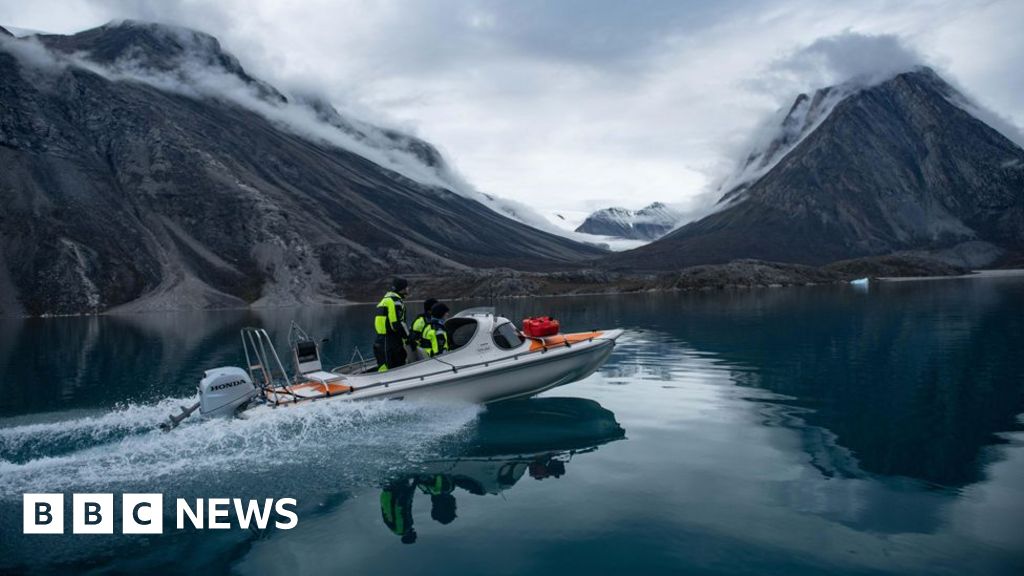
[23,493,298,534]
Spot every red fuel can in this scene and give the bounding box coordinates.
[522,316,560,337]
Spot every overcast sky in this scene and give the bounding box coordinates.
[2,0,1021,217]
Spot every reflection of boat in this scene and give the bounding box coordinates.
[163,309,622,429]
[464,396,627,455]
[379,397,625,544]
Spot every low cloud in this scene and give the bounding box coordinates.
[2,0,1022,226]
[0,33,64,72]
[711,34,918,198]
[774,31,924,89]
[1,26,590,242]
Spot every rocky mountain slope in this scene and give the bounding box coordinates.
[606,68,1024,270]
[0,21,603,316]
[575,202,682,240]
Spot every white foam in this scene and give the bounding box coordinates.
[0,395,197,458]
[0,397,481,499]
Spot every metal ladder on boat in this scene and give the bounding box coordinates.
[241,327,292,390]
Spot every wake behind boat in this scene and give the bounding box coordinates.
[162,308,622,430]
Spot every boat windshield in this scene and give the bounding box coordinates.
[446,318,479,350]
[492,321,524,349]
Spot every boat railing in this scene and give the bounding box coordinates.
[241,327,293,388]
[331,347,376,375]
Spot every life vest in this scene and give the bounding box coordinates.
[375,291,408,339]
[422,319,449,356]
[410,313,430,348]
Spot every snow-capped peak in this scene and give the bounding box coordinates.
[574,202,684,241]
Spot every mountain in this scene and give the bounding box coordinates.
[606,68,1024,270]
[715,86,845,205]
[0,21,603,316]
[575,202,682,240]
[35,21,282,97]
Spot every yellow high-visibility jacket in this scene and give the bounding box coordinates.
[375,291,408,341]
[422,320,449,357]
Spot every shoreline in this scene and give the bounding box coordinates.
[4,265,1023,321]
[876,268,1024,282]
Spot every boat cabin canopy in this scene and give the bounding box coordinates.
[443,312,526,354]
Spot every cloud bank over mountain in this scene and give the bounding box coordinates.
[2,0,1021,219]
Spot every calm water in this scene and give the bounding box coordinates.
[1,278,1023,575]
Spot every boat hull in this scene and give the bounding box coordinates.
[357,337,616,404]
[250,334,619,414]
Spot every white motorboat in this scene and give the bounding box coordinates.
[163,308,623,429]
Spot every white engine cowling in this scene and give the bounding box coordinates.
[199,367,257,417]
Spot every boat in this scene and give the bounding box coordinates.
[162,308,623,429]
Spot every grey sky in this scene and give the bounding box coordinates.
[2,0,1021,217]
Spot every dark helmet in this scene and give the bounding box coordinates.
[431,302,450,318]
[391,277,409,293]
[423,298,439,314]
[430,493,457,525]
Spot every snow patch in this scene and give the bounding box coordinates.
[0,25,51,38]
[713,85,851,204]
[59,238,100,309]
[575,202,685,241]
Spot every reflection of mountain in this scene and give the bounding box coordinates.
[582,284,1024,488]
[0,312,241,414]
[377,397,625,544]
[0,304,382,415]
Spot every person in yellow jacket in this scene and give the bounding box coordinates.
[409,298,438,360]
[421,302,450,357]
[373,277,410,371]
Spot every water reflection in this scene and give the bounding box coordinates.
[0,306,384,416]
[2,280,1023,574]
[2,281,1021,491]
[378,397,625,544]
[611,280,1024,488]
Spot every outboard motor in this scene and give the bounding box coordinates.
[199,367,257,417]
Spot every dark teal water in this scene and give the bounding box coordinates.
[1,277,1023,575]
